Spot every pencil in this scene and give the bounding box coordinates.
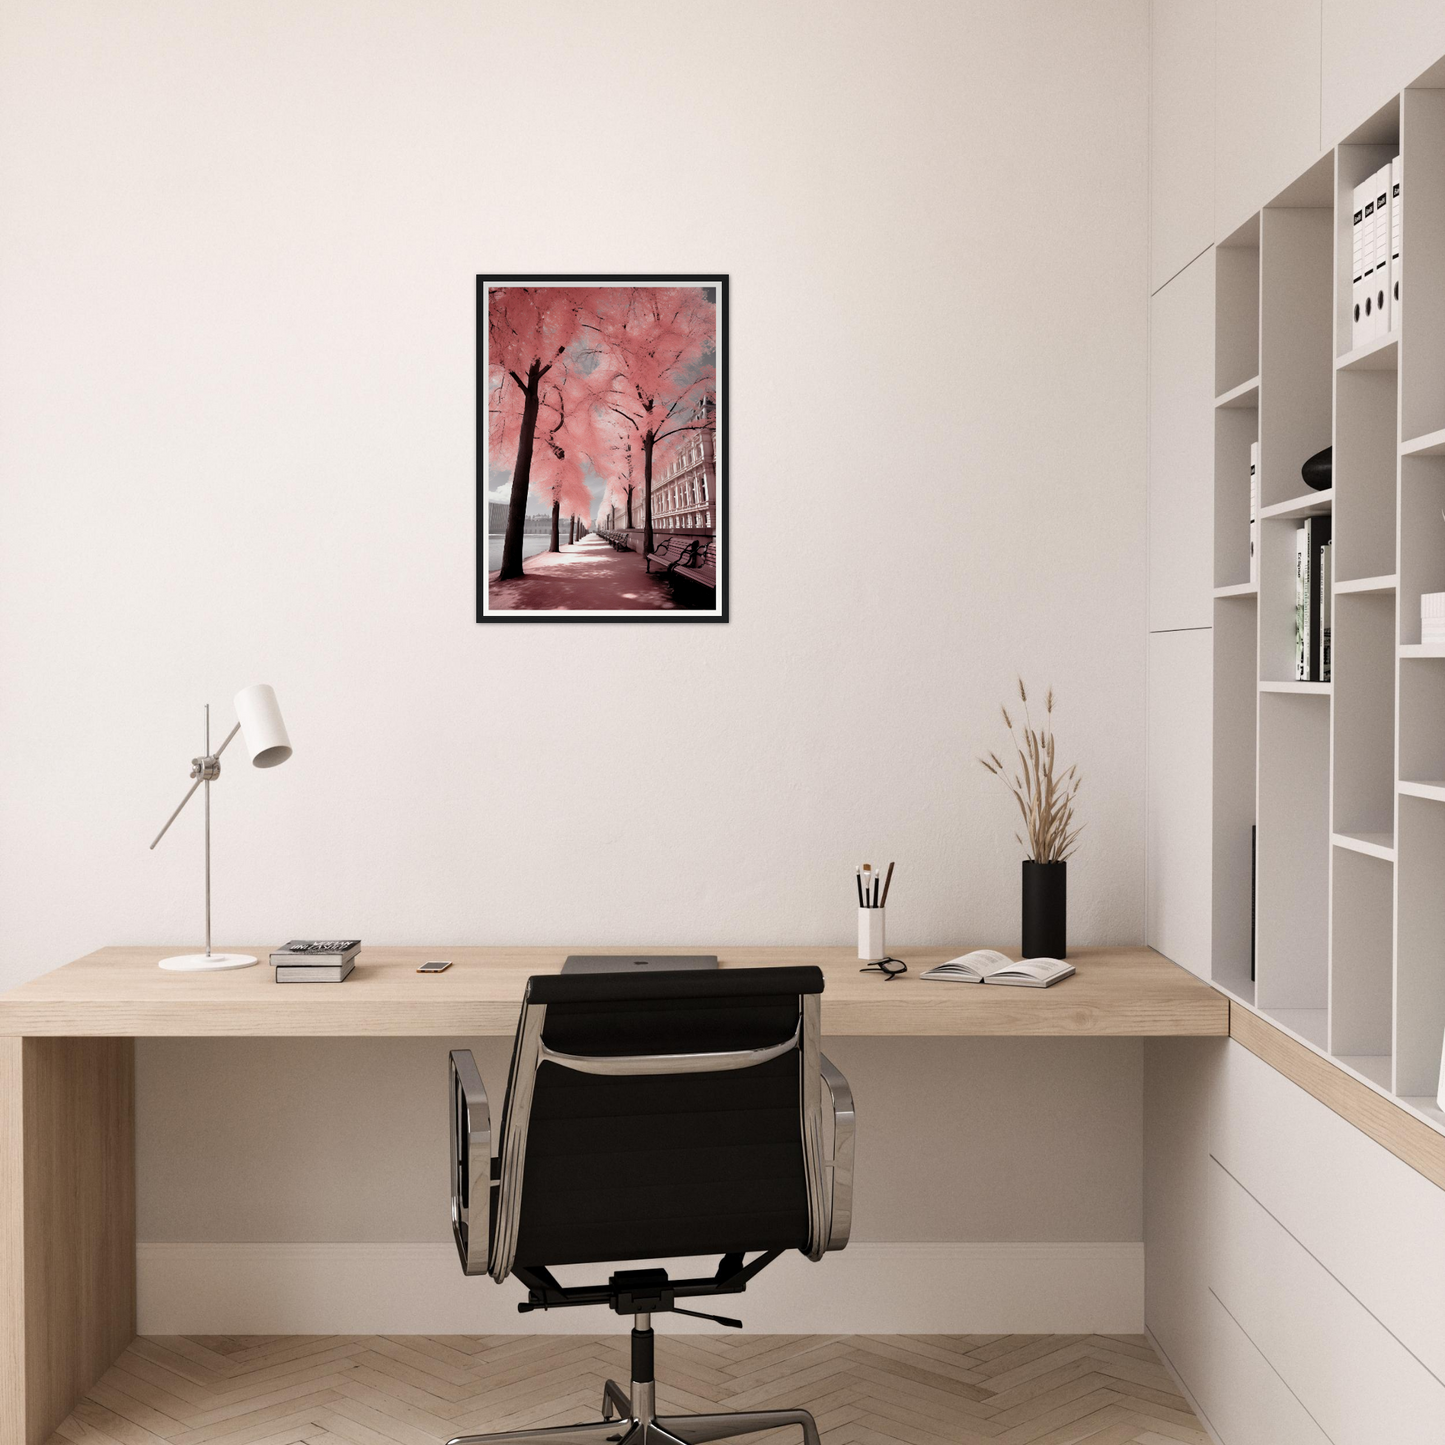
[856,869,865,908]
[880,860,895,907]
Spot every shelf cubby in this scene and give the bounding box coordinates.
[1258,186,1332,511]
[1329,847,1393,1067]
[1396,795,1445,1097]
[1398,454,1445,644]
[1334,370,1397,581]
[1255,692,1330,1018]
[1214,403,1257,589]
[1211,593,1259,1003]
[1332,592,1396,837]
[1399,653,1445,785]
[1216,216,1260,398]
[1401,86,1445,444]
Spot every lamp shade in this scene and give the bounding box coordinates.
[233,684,292,768]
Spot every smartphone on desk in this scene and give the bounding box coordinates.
[417,959,452,973]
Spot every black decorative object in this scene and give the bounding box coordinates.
[1021,860,1067,959]
[1302,445,1332,492]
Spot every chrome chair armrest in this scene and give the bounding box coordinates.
[450,1049,492,1276]
[819,1052,855,1251]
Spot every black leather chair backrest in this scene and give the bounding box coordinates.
[500,966,824,1269]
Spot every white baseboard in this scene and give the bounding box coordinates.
[137,1241,1143,1335]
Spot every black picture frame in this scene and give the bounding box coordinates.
[476,274,729,624]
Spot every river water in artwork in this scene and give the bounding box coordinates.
[486,532,557,573]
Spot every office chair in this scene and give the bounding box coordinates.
[446,966,855,1445]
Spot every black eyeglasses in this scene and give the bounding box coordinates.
[859,956,908,981]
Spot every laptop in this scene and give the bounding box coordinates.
[561,954,719,974]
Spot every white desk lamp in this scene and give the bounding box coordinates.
[149,684,292,971]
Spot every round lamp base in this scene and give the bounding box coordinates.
[158,952,258,972]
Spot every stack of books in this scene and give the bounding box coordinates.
[270,939,361,983]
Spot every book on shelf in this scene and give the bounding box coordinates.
[1320,539,1332,682]
[276,958,355,983]
[920,950,1074,988]
[1295,526,1308,679]
[1293,517,1332,681]
[1249,441,1259,585]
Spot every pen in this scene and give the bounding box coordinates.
[880,861,895,908]
[855,869,865,908]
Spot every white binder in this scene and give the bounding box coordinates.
[1351,179,1368,349]
[1373,164,1391,341]
[1391,154,1402,333]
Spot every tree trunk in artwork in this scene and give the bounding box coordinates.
[550,500,561,552]
[626,486,634,530]
[642,436,656,556]
[498,360,543,581]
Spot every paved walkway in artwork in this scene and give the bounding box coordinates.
[487,533,678,611]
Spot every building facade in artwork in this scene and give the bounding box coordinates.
[650,422,716,532]
[489,502,559,535]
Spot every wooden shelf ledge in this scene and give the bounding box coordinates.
[1231,1003,1445,1192]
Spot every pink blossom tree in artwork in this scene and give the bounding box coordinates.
[581,287,716,556]
[486,286,596,580]
[534,463,593,554]
[595,433,640,534]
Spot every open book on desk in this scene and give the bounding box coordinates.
[920,950,1074,988]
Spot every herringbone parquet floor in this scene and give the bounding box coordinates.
[49,1334,1210,1445]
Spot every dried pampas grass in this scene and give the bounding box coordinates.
[980,678,1083,863]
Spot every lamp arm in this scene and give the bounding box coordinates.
[213,721,242,759]
[148,722,241,850]
[150,777,203,850]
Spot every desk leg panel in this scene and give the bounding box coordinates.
[0,1037,136,1445]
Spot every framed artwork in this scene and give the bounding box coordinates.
[477,274,728,623]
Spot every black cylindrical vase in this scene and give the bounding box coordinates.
[1022,860,1067,958]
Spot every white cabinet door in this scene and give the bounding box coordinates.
[1215,0,1323,237]
[1214,1039,1445,1384]
[1150,0,1215,292]
[1211,1156,1445,1443]
[1149,251,1215,632]
[1147,628,1213,978]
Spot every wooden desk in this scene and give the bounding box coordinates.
[0,943,1225,1038]
[0,944,1223,1445]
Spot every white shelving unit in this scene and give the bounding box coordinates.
[1212,80,1445,1133]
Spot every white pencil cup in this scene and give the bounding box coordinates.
[858,907,886,962]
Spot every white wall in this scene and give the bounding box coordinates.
[0,0,1152,1324]
[0,0,1149,983]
